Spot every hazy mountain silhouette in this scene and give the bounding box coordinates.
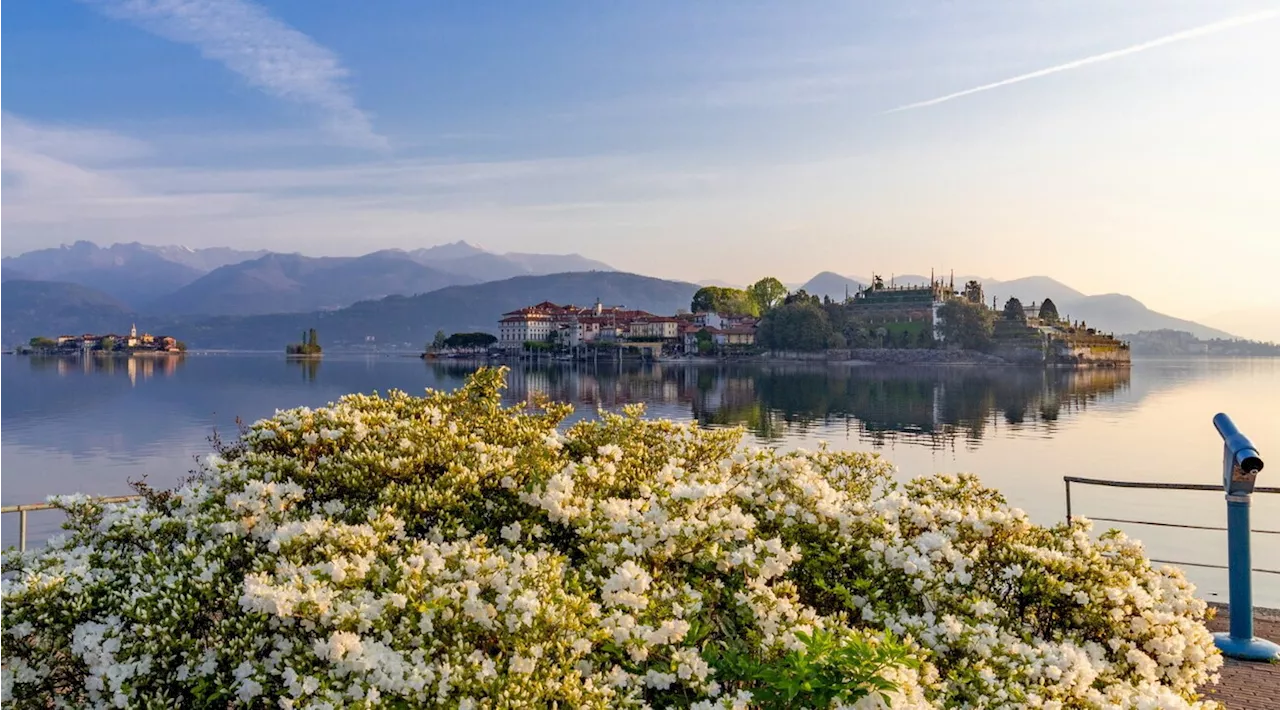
[151,251,477,316]
[799,272,866,300]
[1,242,211,306]
[404,240,615,281]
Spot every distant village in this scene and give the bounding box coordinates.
[21,324,186,355]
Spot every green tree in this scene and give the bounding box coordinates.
[28,336,57,349]
[1038,298,1059,322]
[308,328,319,347]
[696,328,714,354]
[443,332,498,349]
[758,302,836,351]
[691,286,761,317]
[432,329,447,350]
[748,277,788,313]
[938,299,995,351]
[99,336,117,352]
[1002,297,1026,322]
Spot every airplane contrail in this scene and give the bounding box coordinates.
[886,9,1280,113]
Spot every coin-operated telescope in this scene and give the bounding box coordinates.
[1211,413,1278,660]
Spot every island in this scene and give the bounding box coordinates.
[286,328,323,358]
[487,274,1129,367]
[20,324,185,357]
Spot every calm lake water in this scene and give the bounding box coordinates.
[3,354,1277,605]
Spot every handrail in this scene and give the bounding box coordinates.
[2,495,142,552]
[1063,476,1280,576]
[1063,475,1280,494]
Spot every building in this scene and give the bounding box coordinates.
[626,317,679,340]
[849,275,957,341]
[498,301,760,354]
[497,300,665,351]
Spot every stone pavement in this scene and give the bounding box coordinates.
[1202,604,1280,709]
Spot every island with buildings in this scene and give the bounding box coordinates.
[20,324,185,356]
[487,273,1130,367]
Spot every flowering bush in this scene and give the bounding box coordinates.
[2,368,1222,709]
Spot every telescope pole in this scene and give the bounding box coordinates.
[1224,493,1253,642]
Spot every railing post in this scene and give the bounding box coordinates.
[19,509,28,552]
[1211,412,1280,661]
[1064,477,1073,524]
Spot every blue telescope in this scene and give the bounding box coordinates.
[1210,413,1277,661]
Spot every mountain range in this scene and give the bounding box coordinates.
[2,240,613,316]
[1,240,1241,347]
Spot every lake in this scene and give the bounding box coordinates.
[3,354,1277,605]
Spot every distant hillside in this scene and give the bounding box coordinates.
[2,280,137,344]
[152,252,476,316]
[1058,294,1234,340]
[1121,329,1280,356]
[800,272,865,301]
[980,276,1085,307]
[166,271,699,349]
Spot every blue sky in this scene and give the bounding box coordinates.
[3,1,1279,335]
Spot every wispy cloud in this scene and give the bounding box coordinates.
[82,0,387,149]
[887,9,1280,113]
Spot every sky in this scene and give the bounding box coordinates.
[3,1,1279,337]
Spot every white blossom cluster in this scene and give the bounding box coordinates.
[2,368,1221,709]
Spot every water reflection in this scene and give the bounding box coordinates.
[428,362,1131,448]
[288,357,321,382]
[25,353,185,382]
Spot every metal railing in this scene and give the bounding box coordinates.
[2,496,141,552]
[1063,476,1280,575]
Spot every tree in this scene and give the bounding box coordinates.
[432,330,447,350]
[443,332,498,349]
[695,328,713,355]
[99,336,117,352]
[962,280,984,304]
[757,302,836,351]
[748,277,788,313]
[28,336,56,349]
[783,289,820,306]
[691,286,760,317]
[938,299,995,351]
[288,328,322,355]
[1002,297,1026,322]
[1038,298,1059,322]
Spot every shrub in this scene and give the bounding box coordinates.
[2,369,1221,709]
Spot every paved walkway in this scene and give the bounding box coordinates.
[1202,604,1280,709]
